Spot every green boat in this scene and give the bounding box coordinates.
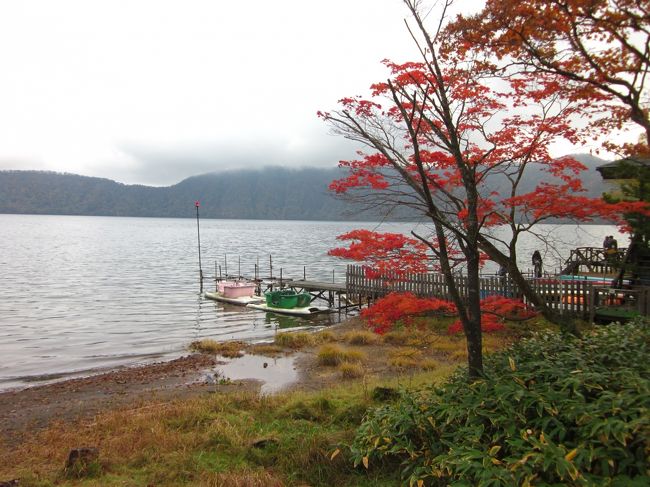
[265,289,311,309]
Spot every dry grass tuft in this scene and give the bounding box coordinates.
[317,345,365,366]
[449,350,467,362]
[388,356,420,369]
[342,330,379,346]
[189,339,245,358]
[382,330,411,346]
[274,332,316,349]
[428,335,465,355]
[248,344,285,357]
[338,362,365,379]
[419,359,440,370]
[389,347,422,360]
[387,348,439,371]
[314,330,337,343]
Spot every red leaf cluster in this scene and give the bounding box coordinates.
[480,295,537,320]
[328,230,429,276]
[359,292,535,336]
[361,292,457,334]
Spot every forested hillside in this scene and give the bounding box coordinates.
[0,155,612,220]
[0,167,362,220]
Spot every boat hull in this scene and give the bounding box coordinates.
[204,291,264,306]
[247,302,331,316]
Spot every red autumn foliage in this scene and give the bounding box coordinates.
[360,292,535,335]
[446,0,650,149]
[328,230,429,277]
[320,0,646,375]
[480,295,537,321]
[361,292,457,334]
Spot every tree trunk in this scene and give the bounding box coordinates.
[477,235,579,335]
[463,250,483,378]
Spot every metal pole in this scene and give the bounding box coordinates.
[225,254,228,278]
[195,201,203,291]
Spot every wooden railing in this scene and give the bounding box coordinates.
[346,265,597,318]
[562,246,626,275]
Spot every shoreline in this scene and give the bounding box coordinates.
[0,353,250,446]
[0,318,362,446]
[0,315,470,449]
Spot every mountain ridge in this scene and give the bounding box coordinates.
[0,154,614,221]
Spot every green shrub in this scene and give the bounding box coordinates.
[351,319,650,486]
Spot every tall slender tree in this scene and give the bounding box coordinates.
[320,0,635,376]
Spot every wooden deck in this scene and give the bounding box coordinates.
[345,265,649,320]
[200,262,649,321]
[288,280,347,292]
[286,280,348,308]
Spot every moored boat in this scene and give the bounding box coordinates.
[247,301,331,316]
[218,280,258,299]
[265,289,311,309]
[204,291,264,306]
[246,289,330,315]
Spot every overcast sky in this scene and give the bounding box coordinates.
[0,0,631,186]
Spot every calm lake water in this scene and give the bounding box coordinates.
[0,214,626,391]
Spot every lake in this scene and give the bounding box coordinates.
[0,214,626,391]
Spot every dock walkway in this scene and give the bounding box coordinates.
[286,280,348,308]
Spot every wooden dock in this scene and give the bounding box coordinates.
[345,265,649,321]
[198,259,648,321]
[285,280,348,309]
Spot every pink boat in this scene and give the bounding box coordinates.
[217,280,257,299]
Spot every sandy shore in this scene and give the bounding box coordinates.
[0,316,448,448]
[0,353,248,446]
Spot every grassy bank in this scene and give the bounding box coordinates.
[0,316,547,486]
[0,369,457,486]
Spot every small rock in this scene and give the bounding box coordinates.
[65,446,99,472]
[251,438,279,449]
[371,386,401,402]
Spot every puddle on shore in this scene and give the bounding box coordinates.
[213,353,299,394]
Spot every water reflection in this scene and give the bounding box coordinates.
[212,353,299,395]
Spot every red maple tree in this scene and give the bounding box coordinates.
[446,0,650,156]
[320,0,646,376]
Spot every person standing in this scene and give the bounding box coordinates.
[603,235,612,250]
[532,250,543,278]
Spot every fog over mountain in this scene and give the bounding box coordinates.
[0,154,613,221]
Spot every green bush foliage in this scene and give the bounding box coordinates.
[351,319,650,486]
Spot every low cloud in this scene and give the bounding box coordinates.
[112,133,358,186]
